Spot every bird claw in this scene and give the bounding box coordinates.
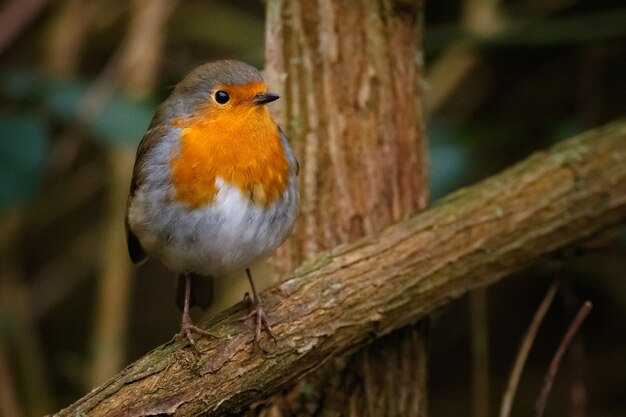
[240,293,276,344]
[177,314,214,348]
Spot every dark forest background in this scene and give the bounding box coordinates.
[0,0,625,416]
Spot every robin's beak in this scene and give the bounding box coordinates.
[252,92,280,105]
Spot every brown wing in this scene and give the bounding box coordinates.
[125,109,170,265]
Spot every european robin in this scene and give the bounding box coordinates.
[125,60,299,346]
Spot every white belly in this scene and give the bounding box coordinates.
[128,175,298,277]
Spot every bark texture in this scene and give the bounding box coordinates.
[266,0,428,274]
[264,1,428,415]
[53,121,626,417]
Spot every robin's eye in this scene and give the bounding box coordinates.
[214,90,229,104]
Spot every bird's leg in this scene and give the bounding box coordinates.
[244,268,276,343]
[177,273,212,347]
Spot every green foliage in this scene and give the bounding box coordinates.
[90,93,155,146]
[0,114,47,208]
[1,70,155,146]
[0,70,156,206]
[428,120,472,200]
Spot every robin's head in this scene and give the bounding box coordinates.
[165,60,290,209]
[167,60,279,120]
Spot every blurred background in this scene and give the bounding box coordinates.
[0,0,625,416]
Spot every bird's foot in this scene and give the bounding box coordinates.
[242,292,276,344]
[177,312,213,348]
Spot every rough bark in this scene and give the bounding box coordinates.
[267,0,427,274]
[53,121,626,417]
[264,1,428,415]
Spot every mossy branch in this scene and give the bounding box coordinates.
[54,121,626,417]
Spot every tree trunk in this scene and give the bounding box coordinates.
[263,0,428,415]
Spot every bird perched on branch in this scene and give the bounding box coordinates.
[125,60,299,346]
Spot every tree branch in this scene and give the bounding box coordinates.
[54,120,626,416]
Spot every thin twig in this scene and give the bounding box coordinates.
[534,301,593,417]
[559,281,588,417]
[499,279,560,417]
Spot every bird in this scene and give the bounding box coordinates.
[125,59,299,346]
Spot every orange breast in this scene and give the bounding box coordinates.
[170,103,289,208]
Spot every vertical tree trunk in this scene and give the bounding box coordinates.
[263,0,428,415]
